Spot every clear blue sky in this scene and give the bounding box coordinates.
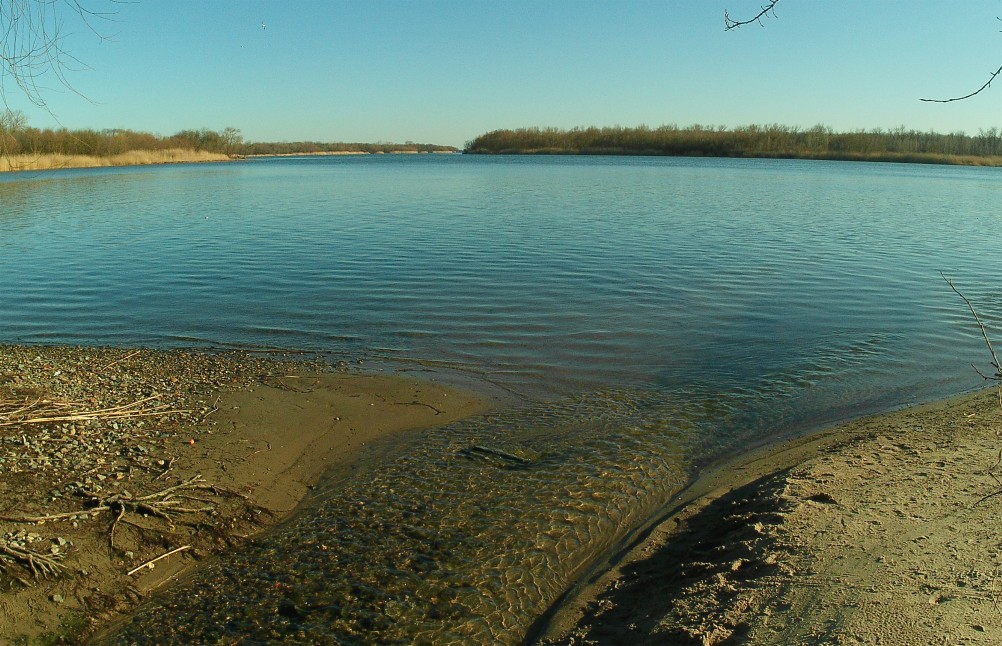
[6,0,1002,147]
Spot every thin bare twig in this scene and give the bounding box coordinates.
[921,63,1002,103]
[101,349,142,370]
[943,273,1002,382]
[975,447,1002,506]
[724,0,781,31]
[127,544,191,576]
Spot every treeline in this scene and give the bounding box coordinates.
[0,119,245,158]
[464,124,1002,164]
[0,110,456,159]
[242,141,458,155]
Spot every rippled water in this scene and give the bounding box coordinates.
[2,155,1001,642]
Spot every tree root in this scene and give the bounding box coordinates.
[0,539,65,581]
[1,475,227,552]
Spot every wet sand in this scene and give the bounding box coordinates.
[537,386,1002,645]
[0,346,491,643]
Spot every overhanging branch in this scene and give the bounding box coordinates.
[724,0,781,31]
[920,63,1002,103]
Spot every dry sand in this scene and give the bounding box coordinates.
[0,347,491,643]
[539,386,1002,645]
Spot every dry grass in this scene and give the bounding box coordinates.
[0,148,231,173]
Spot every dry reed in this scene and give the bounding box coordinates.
[0,394,189,428]
[0,148,231,173]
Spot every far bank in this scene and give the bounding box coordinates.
[0,148,232,173]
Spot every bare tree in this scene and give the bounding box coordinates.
[0,0,112,111]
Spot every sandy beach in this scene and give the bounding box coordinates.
[537,386,1002,645]
[0,345,491,643]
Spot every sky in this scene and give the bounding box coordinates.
[4,0,1002,148]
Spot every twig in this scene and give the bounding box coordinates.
[241,449,266,461]
[943,273,1002,381]
[0,476,220,551]
[109,505,127,549]
[975,447,1002,506]
[155,457,175,480]
[395,401,443,415]
[922,63,1002,103]
[127,545,191,576]
[724,0,781,31]
[0,394,191,427]
[101,349,141,370]
[0,509,104,523]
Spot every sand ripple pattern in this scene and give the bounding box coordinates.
[110,388,706,644]
[108,331,919,644]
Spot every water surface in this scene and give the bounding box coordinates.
[2,155,999,641]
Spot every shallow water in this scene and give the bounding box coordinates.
[3,155,1000,641]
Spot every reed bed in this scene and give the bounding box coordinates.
[0,148,231,172]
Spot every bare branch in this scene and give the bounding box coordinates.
[921,63,1002,103]
[0,0,116,112]
[943,273,1002,382]
[724,0,781,31]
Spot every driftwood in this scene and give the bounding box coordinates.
[1,476,220,551]
[0,540,65,582]
[127,544,191,576]
[0,394,190,428]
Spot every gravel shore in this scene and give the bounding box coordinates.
[0,344,489,643]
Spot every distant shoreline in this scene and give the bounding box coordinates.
[0,147,462,174]
[245,149,460,157]
[464,148,1002,167]
[465,125,1002,167]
